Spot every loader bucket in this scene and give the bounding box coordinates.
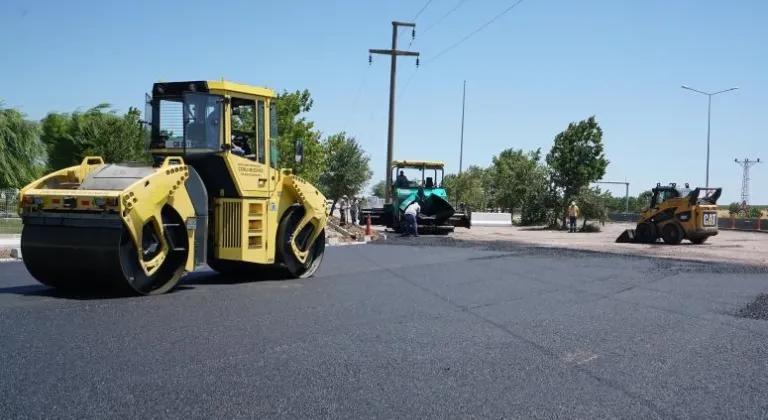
[615,229,636,243]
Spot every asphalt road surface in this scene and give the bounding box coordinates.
[2,239,768,419]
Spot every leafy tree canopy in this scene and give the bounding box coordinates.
[442,165,492,211]
[370,180,387,198]
[490,147,547,211]
[318,132,372,200]
[0,102,46,188]
[574,186,612,228]
[41,104,150,171]
[274,89,324,185]
[546,116,609,202]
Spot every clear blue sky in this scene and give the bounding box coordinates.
[1,0,766,203]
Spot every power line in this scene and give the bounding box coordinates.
[397,0,530,101]
[397,69,419,100]
[342,61,374,131]
[423,0,529,66]
[413,0,436,20]
[405,0,469,51]
[422,0,469,35]
[399,0,436,38]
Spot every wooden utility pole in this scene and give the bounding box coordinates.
[369,21,420,204]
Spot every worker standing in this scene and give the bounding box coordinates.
[568,201,580,232]
[338,195,348,225]
[403,200,421,237]
[349,197,358,226]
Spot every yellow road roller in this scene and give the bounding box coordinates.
[17,79,328,295]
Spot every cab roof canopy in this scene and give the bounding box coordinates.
[392,160,445,170]
[152,80,277,98]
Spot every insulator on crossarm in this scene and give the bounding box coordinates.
[369,55,372,65]
[415,57,420,68]
[412,28,416,39]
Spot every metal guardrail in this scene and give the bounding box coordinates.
[0,189,19,218]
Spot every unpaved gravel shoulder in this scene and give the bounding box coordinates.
[452,223,768,266]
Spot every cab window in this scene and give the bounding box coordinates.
[230,98,256,159]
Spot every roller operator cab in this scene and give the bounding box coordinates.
[615,182,721,245]
[17,80,328,296]
[360,160,471,234]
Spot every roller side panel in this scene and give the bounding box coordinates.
[184,166,209,268]
[184,154,239,198]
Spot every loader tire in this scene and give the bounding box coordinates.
[634,222,657,244]
[661,223,683,245]
[277,204,326,279]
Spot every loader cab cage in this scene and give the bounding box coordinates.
[147,80,280,168]
[649,186,681,209]
[391,161,445,190]
[648,183,722,209]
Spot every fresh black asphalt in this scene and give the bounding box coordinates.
[2,238,768,419]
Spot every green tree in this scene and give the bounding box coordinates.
[519,164,554,226]
[490,147,551,217]
[41,104,150,171]
[273,89,325,185]
[546,116,609,225]
[442,165,491,211]
[370,180,387,197]
[574,186,611,229]
[728,202,740,216]
[0,103,46,188]
[319,132,372,207]
[747,206,762,218]
[632,190,653,212]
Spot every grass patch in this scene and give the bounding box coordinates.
[0,218,22,235]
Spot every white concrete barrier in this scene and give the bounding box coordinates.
[470,212,513,227]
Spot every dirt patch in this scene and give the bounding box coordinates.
[453,222,768,266]
[327,216,378,241]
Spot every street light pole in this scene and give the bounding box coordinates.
[681,85,739,189]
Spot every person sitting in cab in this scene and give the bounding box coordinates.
[396,170,409,188]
